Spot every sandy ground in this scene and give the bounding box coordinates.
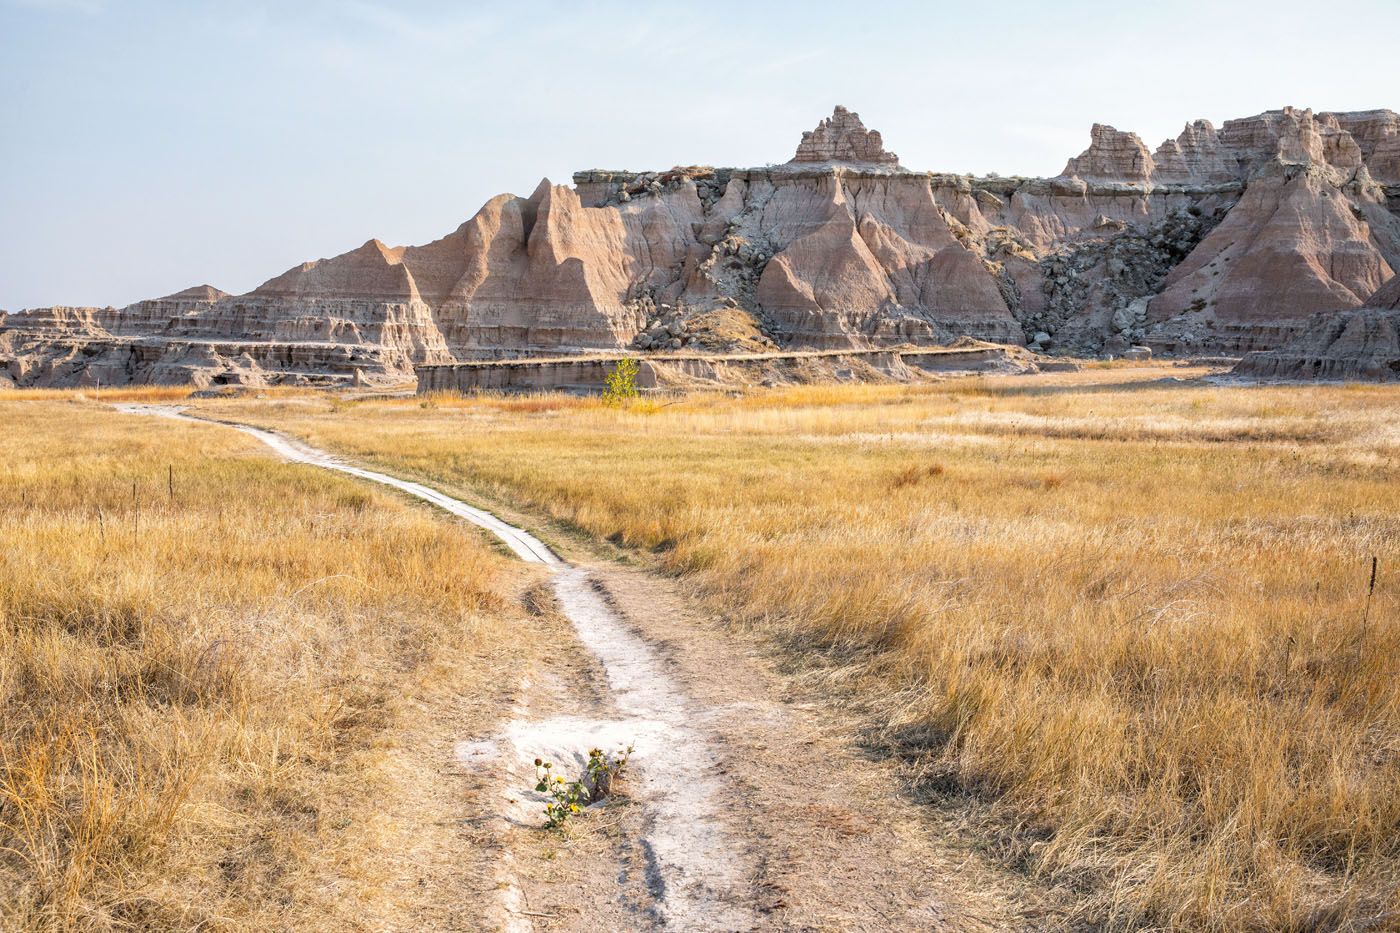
[118,405,1051,931]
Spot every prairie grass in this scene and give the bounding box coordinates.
[0,402,524,930]
[0,386,195,402]
[198,372,1400,930]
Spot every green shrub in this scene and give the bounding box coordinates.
[602,358,640,405]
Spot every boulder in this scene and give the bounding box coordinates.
[1103,334,1131,356]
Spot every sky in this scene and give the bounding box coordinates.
[2,0,1397,310]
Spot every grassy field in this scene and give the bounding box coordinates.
[0,402,529,930]
[194,368,1400,931]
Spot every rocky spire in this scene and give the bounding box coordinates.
[1061,124,1155,183]
[1152,120,1236,185]
[789,105,900,166]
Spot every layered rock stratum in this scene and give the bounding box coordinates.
[1232,272,1400,381]
[4,104,1399,387]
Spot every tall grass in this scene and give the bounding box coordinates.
[0,402,523,930]
[203,376,1400,930]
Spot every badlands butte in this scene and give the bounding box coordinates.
[4,104,1400,388]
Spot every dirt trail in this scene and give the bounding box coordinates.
[118,404,1040,931]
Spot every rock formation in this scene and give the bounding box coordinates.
[1150,121,1236,185]
[4,104,1399,386]
[1062,125,1157,184]
[789,105,901,167]
[1231,276,1400,381]
[1138,110,1399,354]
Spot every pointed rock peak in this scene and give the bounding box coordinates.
[519,178,556,243]
[528,177,555,204]
[159,284,228,302]
[789,105,901,166]
[358,238,406,263]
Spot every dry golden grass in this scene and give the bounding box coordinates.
[0,387,195,403]
[0,401,526,931]
[196,371,1400,931]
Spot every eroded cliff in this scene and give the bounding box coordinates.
[4,104,1398,387]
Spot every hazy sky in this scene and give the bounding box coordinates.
[3,0,1397,309]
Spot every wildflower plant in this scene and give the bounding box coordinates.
[533,744,634,829]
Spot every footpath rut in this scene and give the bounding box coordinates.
[120,405,752,930]
[119,404,1033,932]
